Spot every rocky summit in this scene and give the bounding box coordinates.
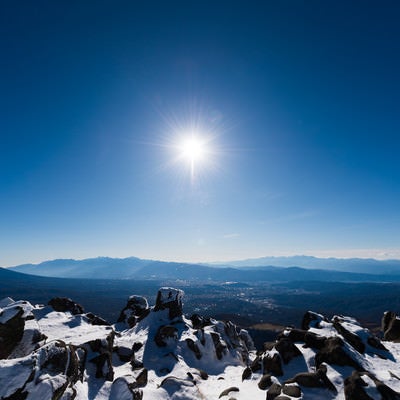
[1,289,400,399]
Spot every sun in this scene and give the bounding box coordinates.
[177,134,210,180]
[179,137,206,163]
[152,104,223,185]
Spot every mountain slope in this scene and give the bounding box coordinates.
[9,256,150,279]
[1,288,400,399]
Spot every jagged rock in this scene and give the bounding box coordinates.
[132,389,144,400]
[110,376,143,400]
[3,388,29,400]
[274,396,291,400]
[159,376,198,397]
[0,306,25,359]
[190,314,212,329]
[210,331,228,360]
[278,326,327,350]
[48,297,84,315]
[224,321,242,348]
[197,369,208,380]
[302,311,328,330]
[285,364,337,392]
[278,328,306,342]
[115,345,134,362]
[262,352,283,376]
[250,355,261,372]
[195,328,206,345]
[88,332,115,381]
[23,340,83,399]
[304,331,328,349]
[136,368,148,387]
[332,317,365,353]
[219,386,239,398]
[130,356,144,370]
[282,384,301,397]
[277,326,326,349]
[375,381,400,400]
[275,337,302,364]
[344,371,375,400]
[258,373,272,390]
[86,312,109,326]
[117,295,149,328]
[266,383,282,400]
[367,335,388,351]
[132,342,143,352]
[154,287,184,320]
[186,338,202,359]
[382,311,400,342]
[239,329,255,352]
[286,371,324,387]
[315,336,362,370]
[345,370,400,400]
[214,320,253,362]
[263,341,275,351]
[39,340,68,372]
[70,345,87,383]
[90,353,114,381]
[187,371,194,380]
[241,366,252,380]
[154,325,178,347]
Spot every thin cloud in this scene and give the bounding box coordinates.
[222,233,240,239]
[308,248,400,260]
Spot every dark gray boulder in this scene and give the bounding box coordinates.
[266,383,282,400]
[117,295,149,328]
[332,317,365,353]
[0,307,25,359]
[210,332,228,360]
[282,384,301,397]
[302,311,328,330]
[275,338,302,364]
[186,338,202,359]
[258,374,272,390]
[154,288,184,320]
[315,337,362,370]
[48,297,84,315]
[262,353,283,376]
[154,325,178,347]
[382,311,400,342]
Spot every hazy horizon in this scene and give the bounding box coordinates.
[4,249,400,269]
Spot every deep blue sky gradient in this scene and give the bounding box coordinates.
[1,1,400,265]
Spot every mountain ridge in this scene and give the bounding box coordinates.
[6,255,400,281]
[210,255,400,274]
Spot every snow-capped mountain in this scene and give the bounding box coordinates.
[1,288,400,399]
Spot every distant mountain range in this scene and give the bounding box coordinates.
[4,255,400,282]
[211,255,400,275]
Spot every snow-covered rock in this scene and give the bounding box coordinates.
[154,287,184,319]
[1,289,400,399]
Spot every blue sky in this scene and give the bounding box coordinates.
[1,1,400,265]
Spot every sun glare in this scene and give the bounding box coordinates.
[180,137,206,162]
[177,134,210,181]
[153,103,224,184]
